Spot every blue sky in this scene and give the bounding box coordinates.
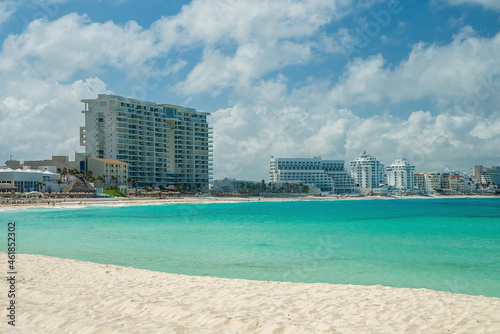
[0,0,499,180]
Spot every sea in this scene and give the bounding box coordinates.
[2,198,499,297]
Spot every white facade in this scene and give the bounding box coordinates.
[350,152,385,190]
[386,158,415,190]
[472,165,500,187]
[80,94,212,190]
[424,172,441,193]
[0,169,43,192]
[269,157,354,194]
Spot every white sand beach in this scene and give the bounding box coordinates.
[1,253,499,333]
[0,194,498,211]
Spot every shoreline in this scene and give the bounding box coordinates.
[1,253,499,333]
[0,194,498,211]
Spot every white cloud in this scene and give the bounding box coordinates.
[1,13,163,81]
[329,27,500,111]
[212,84,500,180]
[444,0,500,11]
[0,77,109,161]
[152,0,350,94]
[0,1,16,26]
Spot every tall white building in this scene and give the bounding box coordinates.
[80,94,212,190]
[269,157,354,194]
[472,165,500,187]
[350,152,385,190]
[386,158,415,190]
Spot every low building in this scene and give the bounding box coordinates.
[0,168,44,192]
[424,172,442,193]
[23,155,75,171]
[270,157,354,194]
[84,155,128,193]
[414,173,426,193]
[211,178,259,193]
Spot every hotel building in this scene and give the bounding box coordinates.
[80,94,212,190]
[269,157,354,194]
[350,152,385,190]
[472,165,500,187]
[386,158,415,190]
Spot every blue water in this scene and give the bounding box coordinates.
[2,198,499,297]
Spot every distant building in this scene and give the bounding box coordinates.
[211,178,258,193]
[76,154,128,193]
[23,155,75,171]
[472,165,500,187]
[424,172,442,193]
[350,152,385,190]
[386,158,415,190]
[80,94,212,190]
[269,157,354,194]
[0,168,43,192]
[413,173,426,193]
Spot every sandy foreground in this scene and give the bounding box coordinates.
[1,254,499,333]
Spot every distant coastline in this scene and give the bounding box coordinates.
[1,194,498,211]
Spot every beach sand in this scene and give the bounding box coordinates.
[1,253,499,333]
[0,194,498,211]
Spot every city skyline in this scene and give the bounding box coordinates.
[1,1,500,181]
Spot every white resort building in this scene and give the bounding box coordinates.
[386,158,415,190]
[472,165,500,187]
[80,94,213,190]
[269,157,354,194]
[350,152,385,190]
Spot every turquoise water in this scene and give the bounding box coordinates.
[2,198,500,297]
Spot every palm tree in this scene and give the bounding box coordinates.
[110,175,118,190]
[96,175,106,189]
[57,179,62,192]
[127,177,137,196]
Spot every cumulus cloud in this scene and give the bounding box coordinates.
[0,77,109,161]
[212,90,500,180]
[329,27,500,112]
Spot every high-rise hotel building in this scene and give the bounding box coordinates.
[80,94,212,190]
[350,152,385,190]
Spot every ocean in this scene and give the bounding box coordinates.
[2,198,499,297]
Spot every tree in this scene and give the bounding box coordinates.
[158,184,165,191]
[110,175,118,190]
[96,175,106,189]
[127,177,137,195]
[57,179,62,192]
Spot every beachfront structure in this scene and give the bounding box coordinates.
[211,178,259,193]
[23,155,75,171]
[385,158,415,190]
[423,172,442,193]
[0,168,53,192]
[76,154,128,193]
[350,152,385,190]
[414,173,426,193]
[269,157,354,194]
[80,94,212,190]
[472,165,500,187]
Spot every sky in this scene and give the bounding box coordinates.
[0,0,499,181]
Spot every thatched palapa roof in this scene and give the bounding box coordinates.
[0,183,17,191]
[62,176,96,193]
